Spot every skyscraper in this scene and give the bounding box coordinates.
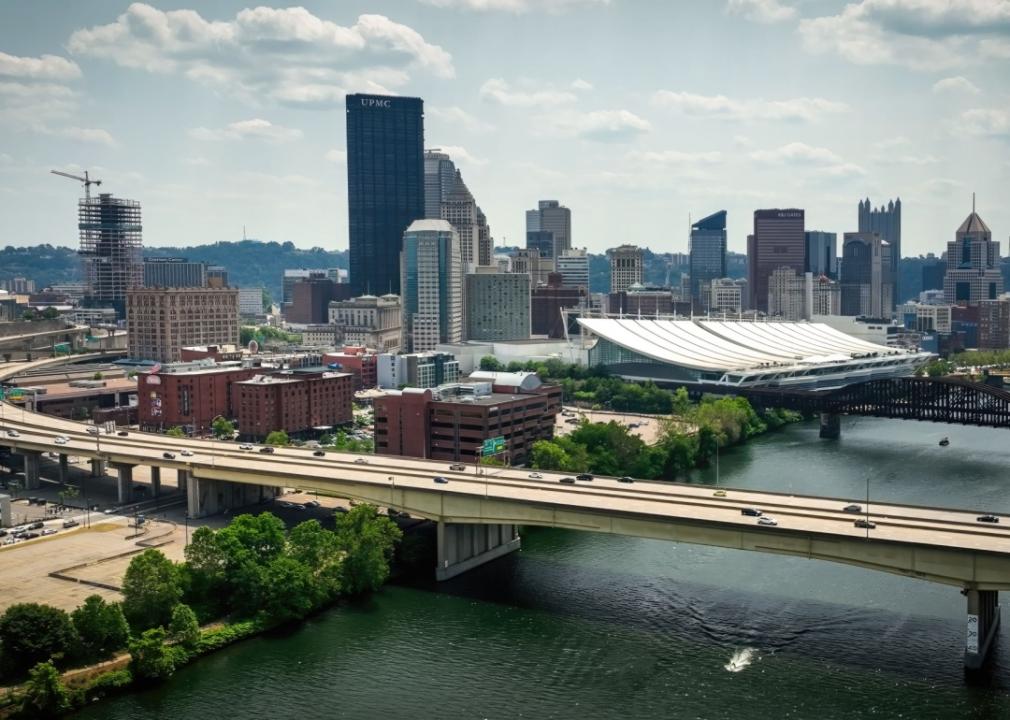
[805,231,838,278]
[423,149,456,219]
[557,248,589,289]
[526,200,571,259]
[840,232,892,318]
[347,94,424,296]
[858,198,901,304]
[423,149,492,270]
[944,201,1002,305]
[748,209,805,313]
[441,170,481,270]
[689,210,727,306]
[465,270,531,341]
[78,192,143,317]
[607,245,644,293]
[400,219,462,352]
[526,230,554,259]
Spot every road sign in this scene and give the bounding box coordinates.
[481,436,506,455]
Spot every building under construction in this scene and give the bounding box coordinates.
[78,193,143,317]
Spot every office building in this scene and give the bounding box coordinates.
[608,245,644,293]
[377,351,459,389]
[238,287,264,316]
[143,257,207,288]
[922,253,946,292]
[512,248,554,287]
[557,248,589,290]
[424,149,493,270]
[282,269,325,307]
[979,298,1010,349]
[328,294,402,353]
[322,347,378,390]
[236,369,353,439]
[206,266,229,288]
[126,287,240,363]
[944,203,1003,306]
[440,170,482,270]
[532,273,587,338]
[689,210,727,306]
[899,302,952,334]
[748,209,805,313]
[840,232,893,318]
[424,149,456,219]
[465,270,531,342]
[526,200,571,259]
[811,275,841,316]
[374,371,561,463]
[400,219,462,353]
[79,193,144,317]
[2,277,35,294]
[767,268,808,321]
[859,197,901,305]
[346,93,424,296]
[609,285,677,317]
[136,360,257,432]
[286,273,353,325]
[526,230,554,260]
[805,231,838,278]
[706,278,745,314]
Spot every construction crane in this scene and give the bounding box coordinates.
[50,169,102,200]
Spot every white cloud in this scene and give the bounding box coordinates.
[67,4,453,107]
[552,109,651,141]
[324,149,347,163]
[35,125,117,146]
[923,177,966,194]
[479,78,577,106]
[749,142,865,177]
[725,0,796,24]
[189,118,303,142]
[571,78,593,91]
[626,149,724,165]
[932,76,981,94]
[651,90,848,121]
[431,144,487,165]
[419,0,609,13]
[0,51,81,81]
[957,108,1010,137]
[427,105,494,132]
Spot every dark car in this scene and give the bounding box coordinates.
[0,529,7,537]
[63,519,79,529]
[117,431,129,437]
[741,508,762,517]
[618,476,635,483]
[559,477,576,484]
[977,515,1000,524]
[29,521,44,530]
[843,504,862,513]
[313,450,325,457]
[854,519,876,529]
[23,532,40,540]
[576,473,594,482]
[259,446,275,454]
[162,452,176,460]
[433,476,449,484]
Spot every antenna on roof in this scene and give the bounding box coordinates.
[972,192,976,214]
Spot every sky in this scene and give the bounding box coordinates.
[0,0,1008,258]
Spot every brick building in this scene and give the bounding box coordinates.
[126,287,240,363]
[236,369,353,439]
[374,371,561,464]
[137,361,257,433]
[322,347,378,389]
[287,274,353,324]
[531,273,586,338]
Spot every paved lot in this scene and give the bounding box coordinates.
[554,407,686,445]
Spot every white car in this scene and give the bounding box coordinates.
[757,516,778,527]
[528,472,543,479]
[6,429,19,438]
[86,426,100,435]
[181,449,194,457]
[354,458,369,464]
[54,436,68,445]
[239,444,253,451]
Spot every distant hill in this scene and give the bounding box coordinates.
[0,244,80,289]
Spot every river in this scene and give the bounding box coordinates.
[75,418,1010,719]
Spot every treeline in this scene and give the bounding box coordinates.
[531,395,800,480]
[0,506,399,718]
[917,348,1010,378]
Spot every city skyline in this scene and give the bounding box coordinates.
[0,1,1008,257]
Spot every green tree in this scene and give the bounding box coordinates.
[57,484,79,507]
[260,556,317,623]
[168,603,200,649]
[211,417,235,439]
[41,306,60,320]
[165,426,185,438]
[261,288,273,312]
[0,604,77,677]
[334,505,402,595]
[121,549,182,632]
[128,627,176,681]
[287,520,342,603]
[19,661,71,718]
[671,387,692,416]
[478,355,503,371]
[530,439,570,471]
[92,371,104,380]
[265,429,289,447]
[71,595,130,661]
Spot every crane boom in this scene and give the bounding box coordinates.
[50,169,102,200]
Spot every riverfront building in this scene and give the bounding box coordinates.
[235,369,353,439]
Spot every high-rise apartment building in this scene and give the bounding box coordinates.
[689,210,727,306]
[748,209,805,313]
[805,231,838,278]
[858,198,901,305]
[840,232,893,318]
[557,248,589,289]
[79,193,143,317]
[526,200,571,259]
[400,219,462,352]
[126,287,240,363]
[465,270,531,341]
[607,245,644,293]
[944,204,1003,306]
[346,94,424,296]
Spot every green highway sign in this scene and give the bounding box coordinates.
[481,436,506,455]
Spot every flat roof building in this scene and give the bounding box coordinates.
[127,287,240,363]
[748,209,805,313]
[400,219,463,353]
[236,369,353,440]
[465,271,531,342]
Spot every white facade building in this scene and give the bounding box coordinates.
[557,248,589,289]
[607,245,644,293]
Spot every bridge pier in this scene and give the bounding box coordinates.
[435,521,521,581]
[150,466,161,498]
[177,469,188,494]
[19,451,41,490]
[0,494,10,527]
[112,463,135,505]
[965,588,1000,670]
[819,412,841,439]
[57,453,69,485]
[186,476,280,519]
[90,458,105,478]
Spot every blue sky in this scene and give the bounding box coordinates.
[1,0,1008,257]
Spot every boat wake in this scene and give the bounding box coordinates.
[724,647,758,673]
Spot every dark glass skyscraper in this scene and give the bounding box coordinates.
[748,209,805,313]
[346,94,424,296]
[858,198,900,304]
[689,210,726,305]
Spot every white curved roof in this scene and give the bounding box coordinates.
[577,318,906,374]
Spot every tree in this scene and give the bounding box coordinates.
[211,417,235,439]
[92,371,104,380]
[57,484,79,508]
[20,661,71,718]
[129,628,176,681]
[0,604,77,676]
[530,440,569,471]
[265,429,289,447]
[260,556,317,623]
[287,520,342,603]
[165,426,185,438]
[261,288,273,312]
[121,549,182,632]
[41,306,60,320]
[168,603,200,649]
[71,595,130,661]
[479,355,502,371]
[334,505,402,595]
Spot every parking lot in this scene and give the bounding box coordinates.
[554,407,684,445]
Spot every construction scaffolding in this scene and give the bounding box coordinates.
[78,193,143,311]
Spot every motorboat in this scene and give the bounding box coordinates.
[939,437,950,447]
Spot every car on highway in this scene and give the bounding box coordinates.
[0,529,6,537]
[259,446,275,454]
[162,452,176,459]
[354,458,368,464]
[843,504,862,513]
[5,429,19,438]
[86,426,100,435]
[977,514,1000,523]
[63,519,79,529]
[239,444,253,451]
[117,430,129,437]
[854,519,876,529]
[757,516,778,526]
[741,508,762,517]
[41,529,57,536]
[450,463,466,471]
[528,472,543,479]
[576,473,594,482]
[22,532,40,540]
[559,477,576,484]
[29,521,44,530]
[54,435,68,445]
[433,476,449,484]
[619,476,635,484]
[313,450,325,457]
[305,500,321,508]
[713,489,727,497]
[181,449,194,457]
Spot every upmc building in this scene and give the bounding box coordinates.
[346,94,425,297]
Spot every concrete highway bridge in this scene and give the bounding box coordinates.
[1,356,1007,670]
